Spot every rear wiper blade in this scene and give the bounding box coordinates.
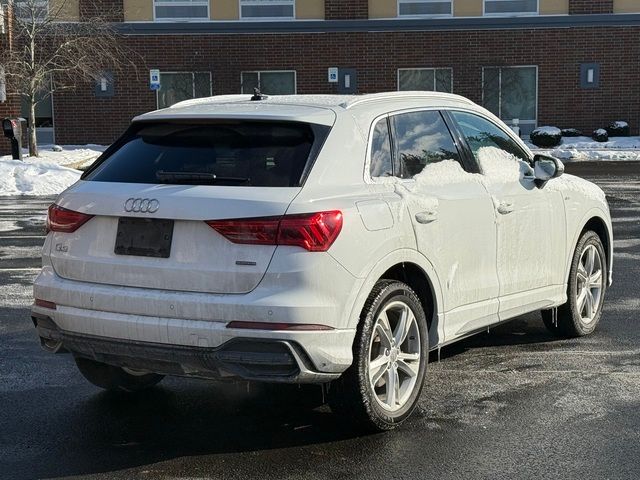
[156,171,250,184]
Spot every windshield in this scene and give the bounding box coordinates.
[82,121,328,187]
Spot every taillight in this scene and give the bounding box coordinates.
[206,210,343,252]
[278,211,343,252]
[206,217,280,245]
[46,204,94,233]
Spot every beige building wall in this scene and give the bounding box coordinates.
[124,0,153,21]
[50,0,80,21]
[211,0,239,20]
[614,0,640,13]
[454,0,482,16]
[369,0,396,18]
[539,0,568,15]
[296,0,324,19]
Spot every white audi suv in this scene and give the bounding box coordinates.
[32,92,613,430]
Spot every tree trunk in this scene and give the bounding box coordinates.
[28,97,38,157]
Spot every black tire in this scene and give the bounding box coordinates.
[542,230,607,338]
[328,280,429,431]
[75,357,164,392]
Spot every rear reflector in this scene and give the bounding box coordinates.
[47,204,94,233]
[34,299,57,310]
[226,321,334,331]
[207,210,343,252]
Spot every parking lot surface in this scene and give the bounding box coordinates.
[1,161,639,480]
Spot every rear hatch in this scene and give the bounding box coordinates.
[49,118,331,294]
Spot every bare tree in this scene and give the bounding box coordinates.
[0,0,135,157]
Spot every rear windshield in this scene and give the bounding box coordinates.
[82,121,328,187]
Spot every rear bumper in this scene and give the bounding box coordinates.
[32,267,358,382]
[33,312,340,383]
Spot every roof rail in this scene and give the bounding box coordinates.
[343,91,475,109]
[169,95,250,109]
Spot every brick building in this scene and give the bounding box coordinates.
[1,0,640,152]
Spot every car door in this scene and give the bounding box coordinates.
[449,111,566,321]
[386,110,500,341]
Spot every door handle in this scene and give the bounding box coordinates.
[415,211,438,224]
[497,202,514,215]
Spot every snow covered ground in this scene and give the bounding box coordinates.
[527,136,640,161]
[0,145,106,197]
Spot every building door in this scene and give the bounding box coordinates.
[21,91,54,145]
[482,66,538,136]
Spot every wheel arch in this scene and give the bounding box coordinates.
[568,210,613,286]
[346,249,444,349]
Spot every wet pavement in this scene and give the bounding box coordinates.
[1,161,639,479]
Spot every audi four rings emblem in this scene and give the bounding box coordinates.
[124,198,160,213]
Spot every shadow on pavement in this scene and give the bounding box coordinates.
[3,312,571,480]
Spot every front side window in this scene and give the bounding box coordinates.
[240,0,295,19]
[370,118,393,178]
[398,0,452,16]
[154,0,209,20]
[451,111,530,167]
[241,71,296,95]
[157,72,211,109]
[484,0,538,15]
[483,66,537,135]
[392,111,461,179]
[398,68,453,93]
[83,122,324,187]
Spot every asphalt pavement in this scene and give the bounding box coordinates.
[0,161,639,480]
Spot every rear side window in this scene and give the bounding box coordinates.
[392,110,461,178]
[83,121,325,187]
[370,118,393,178]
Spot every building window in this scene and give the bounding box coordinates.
[240,0,295,20]
[157,72,212,109]
[482,66,537,134]
[241,71,296,95]
[14,0,49,22]
[398,0,452,16]
[484,0,538,16]
[398,68,453,93]
[154,0,209,20]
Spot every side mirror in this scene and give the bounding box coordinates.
[533,154,564,187]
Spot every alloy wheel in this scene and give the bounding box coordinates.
[576,244,604,324]
[367,300,421,412]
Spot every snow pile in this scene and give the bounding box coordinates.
[527,135,640,161]
[1,144,107,169]
[412,159,478,185]
[477,147,533,181]
[396,148,530,190]
[0,158,81,196]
